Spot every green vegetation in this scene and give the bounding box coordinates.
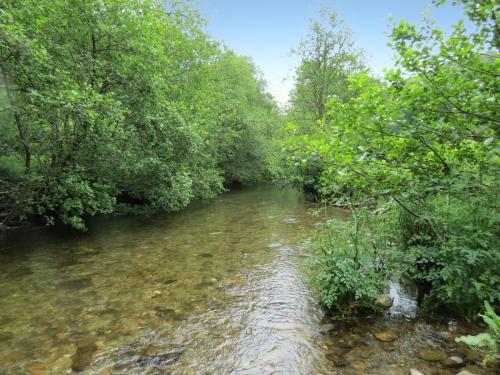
[308,207,395,317]
[282,9,365,199]
[0,0,280,230]
[1,0,498,325]
[457,302,500,365]
[284,0,499,320]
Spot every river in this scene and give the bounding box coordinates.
[0,186,494,374]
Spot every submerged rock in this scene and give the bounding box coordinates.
[59,277,93,290]
[27,363,48,375]
[153,306,185,321]
[319,323,336,333]
[144,290,162,299]
[459,348,480,362]
[376,294,394,308]
[0,331,14,342]
[135,347,185,367]
[417,347,447,362]
[351,359,366,371]
[373,329,398,342]
[196,281,214,288]
[442,356,464,367]
[325,349,348,367]
[95,340,105,350]
[71,341,97,372]
[153,307,176,318]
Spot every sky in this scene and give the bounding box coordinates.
[197,0,470,106]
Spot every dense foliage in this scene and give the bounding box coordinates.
[308,207,394,317]
[1,0,497,324]
[0,0,280,230]
[281,10,365,198]
[285,0,499,318]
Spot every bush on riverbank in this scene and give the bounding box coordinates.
[309,207,395,317]
[295,0,499,319]
[0,0,281,230]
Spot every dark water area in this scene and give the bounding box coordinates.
[0,186,494,374]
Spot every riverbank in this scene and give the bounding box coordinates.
[319,281,495,375]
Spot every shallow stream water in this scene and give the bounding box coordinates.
[0,186,495,374]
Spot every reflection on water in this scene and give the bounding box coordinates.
[0,186,495,375]
[0,187,334,374]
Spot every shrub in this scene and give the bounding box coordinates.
[399,194,500,318]
[308,208,392,318]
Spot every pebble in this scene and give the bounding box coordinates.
[442,356,464,367]
[410,369,424,375]
[456,371,476,375]
[319,323,336,333]
[373,329,398,342]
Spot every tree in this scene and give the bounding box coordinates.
[289,9,364,126]
[0,0,281,230]
[289,0,499,317]
[281,9,365,199]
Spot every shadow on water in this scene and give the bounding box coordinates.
[0,186,494,374]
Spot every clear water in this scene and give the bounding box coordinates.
[0,187,338,374]
[0,186,494,375]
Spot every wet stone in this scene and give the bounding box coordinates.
[337,339,355,349]
[27,362,48,375]
[461,348,480,362]
[319,323,336,333]
[95,340,105,350]
[442,355,464,367]
[376,294,394,308]
[417,347,448,362]
[326,351,349,367]
[351,359,366,371]
[153,307,184,321]
[431,369,454,375]
[458,366,482,375]
[59,277,93,290]
[100,308,120,318]
[374,329,398,342]
[71,341,97,372]
[196,281,214,288]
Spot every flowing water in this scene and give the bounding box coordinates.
[0,187,495,375]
